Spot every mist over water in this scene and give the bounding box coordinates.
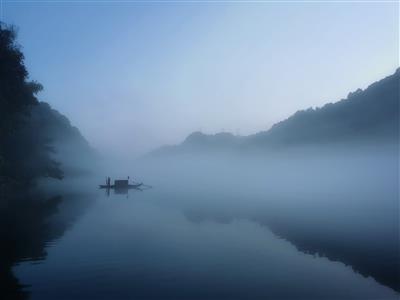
[3,141,397,300]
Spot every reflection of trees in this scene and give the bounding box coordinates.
[254,216,400,293]
[0,189,93,300]
[0,191,62,299]
[184,208,400,293]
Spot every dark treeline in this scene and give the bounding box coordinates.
[0,23,93,190]
[0,23,95,298]
[0,23,61,186]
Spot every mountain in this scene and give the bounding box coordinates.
[151,69,399,156]
[248,69,399,148]
[29,102,96,176]
[150,131,245,156]
[2,101,95,184]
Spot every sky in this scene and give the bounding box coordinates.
[1,1,399,158]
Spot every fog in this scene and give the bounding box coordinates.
[131,143,397,217]
[2,129,398,300]
[86,141,400,293]
[15,74,397,297]
[134,142,398,286]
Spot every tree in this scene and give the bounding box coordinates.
[0,23,63,186]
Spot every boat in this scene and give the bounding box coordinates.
[99,178,144,190]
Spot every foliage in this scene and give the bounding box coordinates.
[0,23,63,186]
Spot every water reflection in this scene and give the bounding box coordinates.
[184,207,400,293]
[2,160,399,300]
[101,186,146,197]
[9,186,398,300]
[0,187,94,300]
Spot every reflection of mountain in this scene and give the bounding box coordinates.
[153,69,400,292]
[0,190,94,300]
[152,69,399,156]
[184,207,400,293]
[260,217,400,293]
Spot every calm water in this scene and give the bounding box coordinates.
[2,152,400,300]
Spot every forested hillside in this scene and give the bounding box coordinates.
[0,24,93,189]
[151,69,399,156]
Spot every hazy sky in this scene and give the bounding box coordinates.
[2,1,398,157]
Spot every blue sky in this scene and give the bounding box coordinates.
[2,1,399,157]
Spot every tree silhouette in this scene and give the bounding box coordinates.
[0,23,63,186]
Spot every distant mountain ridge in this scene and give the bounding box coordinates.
[248,69,399,148]
[151,69,399,156]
